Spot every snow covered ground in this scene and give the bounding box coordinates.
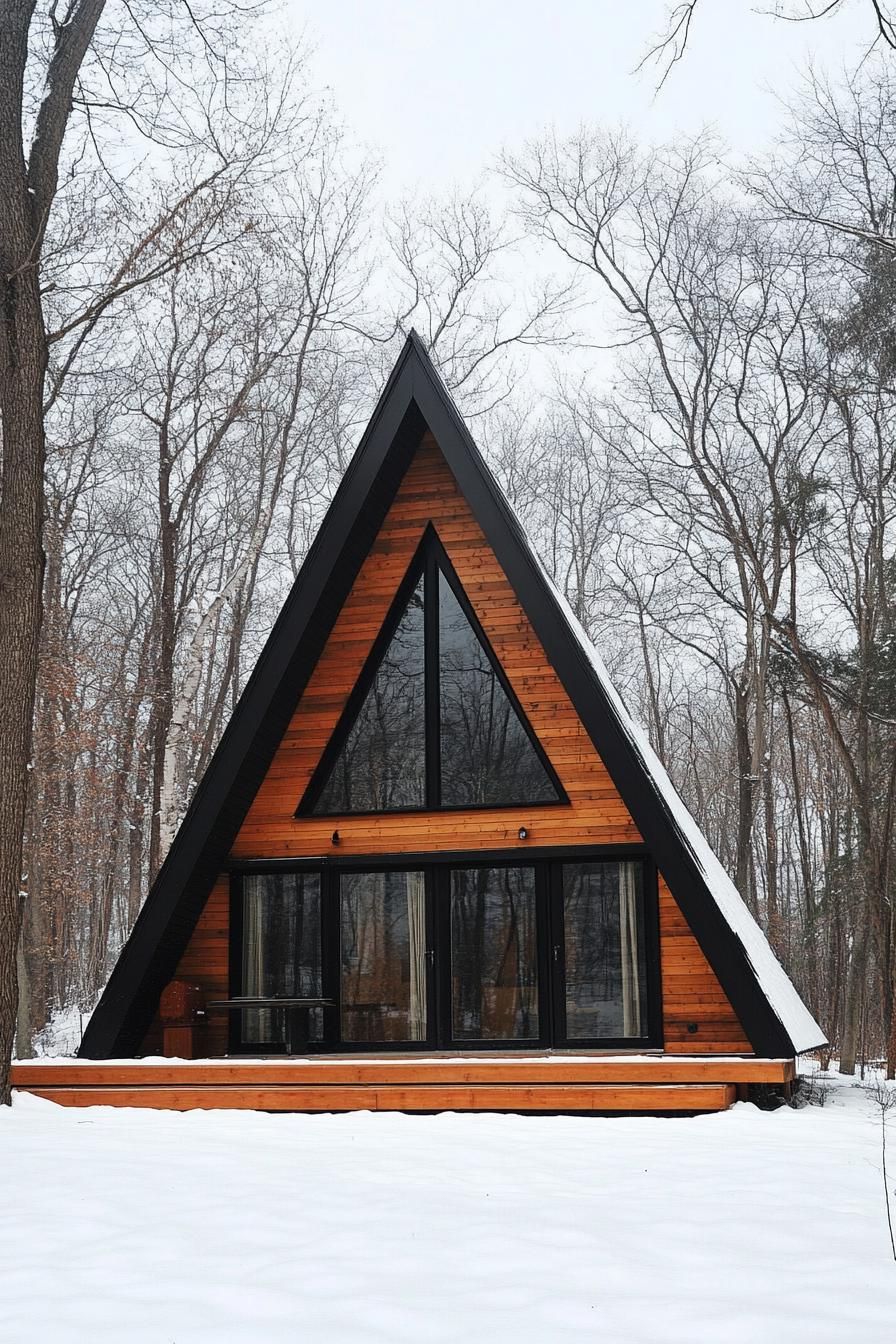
[2,1072,895,1343]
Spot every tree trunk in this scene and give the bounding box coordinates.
[0,316,47,1104]
[0,0,108,1106]
[733,684,756,913]
[840,930,866,1076]
[15,921,31,1060]
[0,74,49,1089]
[763,751,780,950]
[148,441,176,883]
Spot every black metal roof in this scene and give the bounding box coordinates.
[80,332,817,1059]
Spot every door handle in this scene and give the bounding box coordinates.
[553,944,560,963]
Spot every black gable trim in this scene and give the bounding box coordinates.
[81,331,797,1059]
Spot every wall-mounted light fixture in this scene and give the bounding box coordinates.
[518,826,528,841]
[331,830,340,846]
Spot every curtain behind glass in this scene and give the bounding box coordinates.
[406,871,427,1041]
[618,862,642,1037]
[562,861,647,1040]
[340,870,427,1042]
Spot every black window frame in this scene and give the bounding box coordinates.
[227,846,663,1055]
[295,526,568,817]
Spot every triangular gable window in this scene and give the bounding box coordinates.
[299,530,565,815]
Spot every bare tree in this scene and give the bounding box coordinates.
[371,192,575,416]
[642,2,896,90]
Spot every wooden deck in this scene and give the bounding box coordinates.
[11,1055,794,1114]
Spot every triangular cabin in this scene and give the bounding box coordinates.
[13,334,825,1114]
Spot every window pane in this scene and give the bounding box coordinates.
[340,870,427,1042]
[438,572,559,807]
[241,872,323,1047]
[562,862,648,1039]
[313,576,426,813]
[450,866,539,1039]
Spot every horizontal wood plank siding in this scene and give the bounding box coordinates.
[143,877,230,1056]
[659,875,753,1054]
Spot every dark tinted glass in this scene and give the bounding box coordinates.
[340,870,427,1042]
[438,572,558,806]
[313,576,426,812]
[450,866,539,1040]
[562,861,648,1039]
[241,871,323,1047]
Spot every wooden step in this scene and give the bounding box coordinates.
[10,1056,793,1089]
[17,1081,737,1113]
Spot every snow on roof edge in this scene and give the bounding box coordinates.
[513,523,826,1055]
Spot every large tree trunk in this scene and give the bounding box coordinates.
[0,308,47,1103]
[0,36,48,1089]
[0,0,107,1104]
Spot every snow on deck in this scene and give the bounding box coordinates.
[2,1071,893,1343]
[13,1052,772,1067]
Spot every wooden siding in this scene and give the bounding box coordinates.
[659,876,752,1054]
[142,433,753,1059]
[145,877,230,1057]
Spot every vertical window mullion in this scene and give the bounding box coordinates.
[424,543,441,808]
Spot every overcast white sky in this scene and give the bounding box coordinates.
[284,0,874,194]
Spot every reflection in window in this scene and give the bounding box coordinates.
[241,872,323,1046]
[563,862,647,1039]
[307,549,563,815]
[450,866,538,1040]
[340,870,427,1042]
[313,577,426,813]
[438,573,559,807]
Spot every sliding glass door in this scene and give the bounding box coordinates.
[239,871,324,1049]
[230,855,657,1053]
[448,866,541,1042]
[559,861,648,1042]
[340,869,428,1043]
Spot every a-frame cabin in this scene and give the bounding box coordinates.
[14,334,825,1114]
